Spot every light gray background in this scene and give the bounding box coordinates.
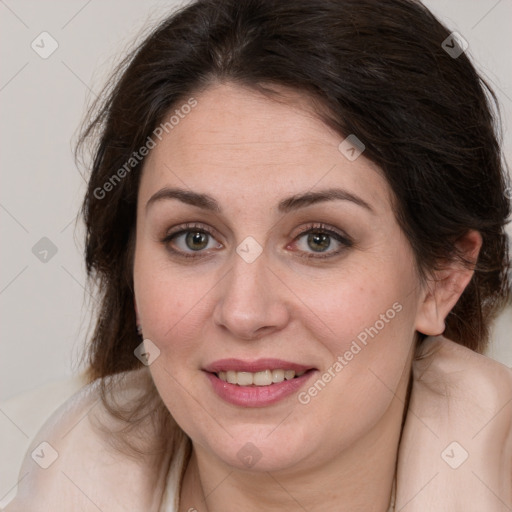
[1,0,511,404]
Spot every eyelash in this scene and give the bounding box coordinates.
[161,222,353,260]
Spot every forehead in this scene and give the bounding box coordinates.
[139,83,392,215]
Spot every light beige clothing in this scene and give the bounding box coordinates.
[3,335,512,511]
[396,336,512,511]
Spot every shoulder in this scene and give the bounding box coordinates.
[414,334,512,410]
[4,368,172,512]
[396,336,512,510]
[412,335,512,436]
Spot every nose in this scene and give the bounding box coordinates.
[212,247,290,341]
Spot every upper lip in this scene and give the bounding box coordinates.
[203,358,316,373]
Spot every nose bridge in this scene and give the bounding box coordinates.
[213,240,289,339]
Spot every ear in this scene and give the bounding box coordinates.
[415,230,483,336]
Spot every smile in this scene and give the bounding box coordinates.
[203,358,317,407]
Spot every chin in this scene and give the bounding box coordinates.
[200,427,314,473]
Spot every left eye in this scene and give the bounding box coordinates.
[290,225,352,259]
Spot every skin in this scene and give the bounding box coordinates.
[133,82,481,511]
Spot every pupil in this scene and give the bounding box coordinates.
[308,232,330,252]
[187,231,208,250]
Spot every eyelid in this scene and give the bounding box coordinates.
[163,222,219,239]
[293,222,351,242]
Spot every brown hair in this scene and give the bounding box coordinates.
[77,0,510,455]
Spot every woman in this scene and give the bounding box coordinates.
[5,0,512,510]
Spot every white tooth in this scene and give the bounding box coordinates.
[237,372,254,386]
[272,369,285,383]
[253,370,273,386]
[219,369,304,386]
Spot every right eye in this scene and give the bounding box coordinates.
[161,223,223,258]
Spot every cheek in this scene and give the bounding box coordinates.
[133,254,211,431]
[293,291,415,459]
[296,257,417,357]
[298,253,418,410]
[134,246,202,338]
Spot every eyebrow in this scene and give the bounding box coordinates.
[145,186,374,214]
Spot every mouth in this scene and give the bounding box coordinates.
[203,359,317,407]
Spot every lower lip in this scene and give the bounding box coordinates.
[204,370,316,407]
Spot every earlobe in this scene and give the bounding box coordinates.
[415,281,448,336]
[415,230,483,337]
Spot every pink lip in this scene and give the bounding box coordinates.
[203,359,317,407]
[203,358,314,373]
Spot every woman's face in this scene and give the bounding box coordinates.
[133,83,426,473]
